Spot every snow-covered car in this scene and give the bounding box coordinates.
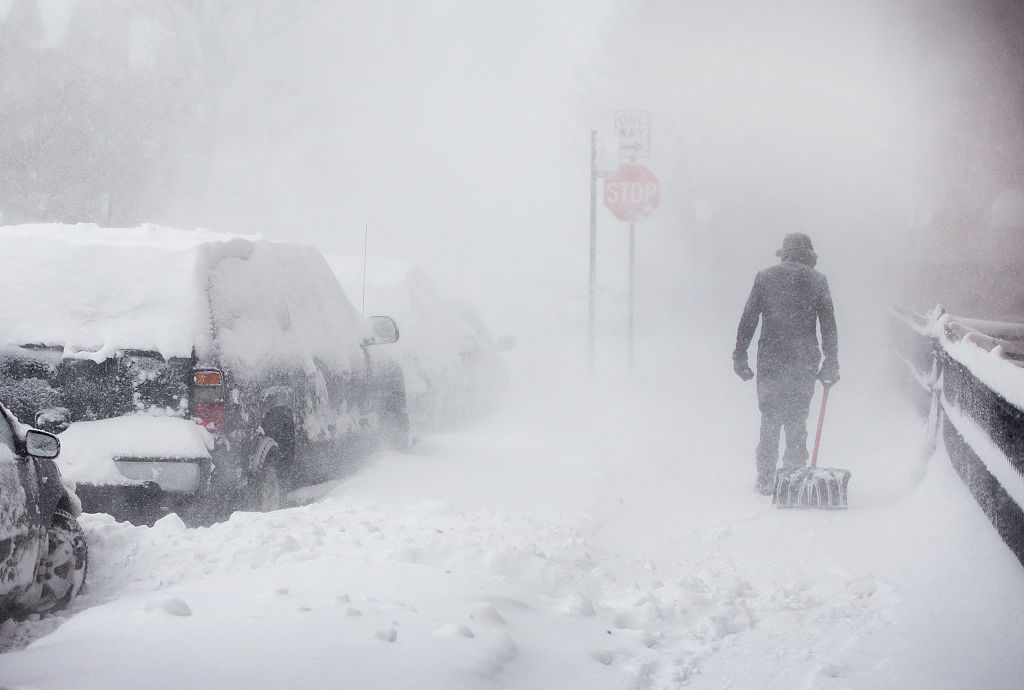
[0,224,409,524]
[0,401,87,620]
[325,256,509,430]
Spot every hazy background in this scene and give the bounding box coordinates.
[2,0,1023,384]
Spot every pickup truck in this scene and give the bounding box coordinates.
[0,224,408,524]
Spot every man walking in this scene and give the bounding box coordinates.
[733,233,839,495]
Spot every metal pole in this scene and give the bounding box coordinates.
[628,221,635,373]
[589,130,597,372]
[361,224,368,316]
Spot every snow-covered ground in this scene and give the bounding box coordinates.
[1,344,1022,689]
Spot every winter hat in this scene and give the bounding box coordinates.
[776,232,817,266]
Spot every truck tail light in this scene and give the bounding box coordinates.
[194,371,222,386]
[193,401,223,432]
[192,369,224,431]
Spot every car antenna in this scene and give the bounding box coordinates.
[361,223,368,316]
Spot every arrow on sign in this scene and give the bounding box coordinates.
[620,142,645,157]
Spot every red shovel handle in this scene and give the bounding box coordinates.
[810,385,830,467]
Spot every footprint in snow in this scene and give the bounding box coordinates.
[845,575,877,598]
[406,500,462,517]
[470,604,506,626]
[474,634,518,678]
[818,662,849,678]
[376,627,398,642]
[565,590,595,616]
[147,597,192,617]
[437,623,475,638]
[479,595,532,610]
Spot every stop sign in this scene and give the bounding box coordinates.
[603,163,660,223]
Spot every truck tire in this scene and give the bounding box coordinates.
[248,436,285,512]
[15,509,88,616]
[382,387,411,451]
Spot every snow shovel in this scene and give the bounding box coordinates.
[772,385,851,509]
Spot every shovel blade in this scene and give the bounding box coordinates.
[772,466,851,509]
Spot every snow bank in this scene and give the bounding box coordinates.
[1,363,1023,687]
[0,491,897,689]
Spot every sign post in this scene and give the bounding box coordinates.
[603,162,660,372]
[590,112,658,375]
[629,221,636,370]
[589,131,597,372]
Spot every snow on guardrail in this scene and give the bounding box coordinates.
[928,308,1024,409]
[890,305,1024,568]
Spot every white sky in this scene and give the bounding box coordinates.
[6,0,1023,371]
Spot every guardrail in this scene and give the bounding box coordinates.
[891,306,1024,567]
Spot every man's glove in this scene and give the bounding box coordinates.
[817,359,840,387]
[733,356,754,381]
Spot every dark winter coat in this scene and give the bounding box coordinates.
[733,259,838,376]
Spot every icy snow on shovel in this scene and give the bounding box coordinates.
[772,384,850,509]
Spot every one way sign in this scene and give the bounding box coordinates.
[614,110,650,159]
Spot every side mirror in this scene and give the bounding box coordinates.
[35,407,71,434]
[26,429,60,459]
[362,315,399,346]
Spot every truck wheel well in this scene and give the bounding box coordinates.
[261,408,295,461]
[56,494,74,516]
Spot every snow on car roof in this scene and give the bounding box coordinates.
[0,223,254,360]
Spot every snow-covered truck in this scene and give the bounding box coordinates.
[325,256,509,430]
[0,224,409,524]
